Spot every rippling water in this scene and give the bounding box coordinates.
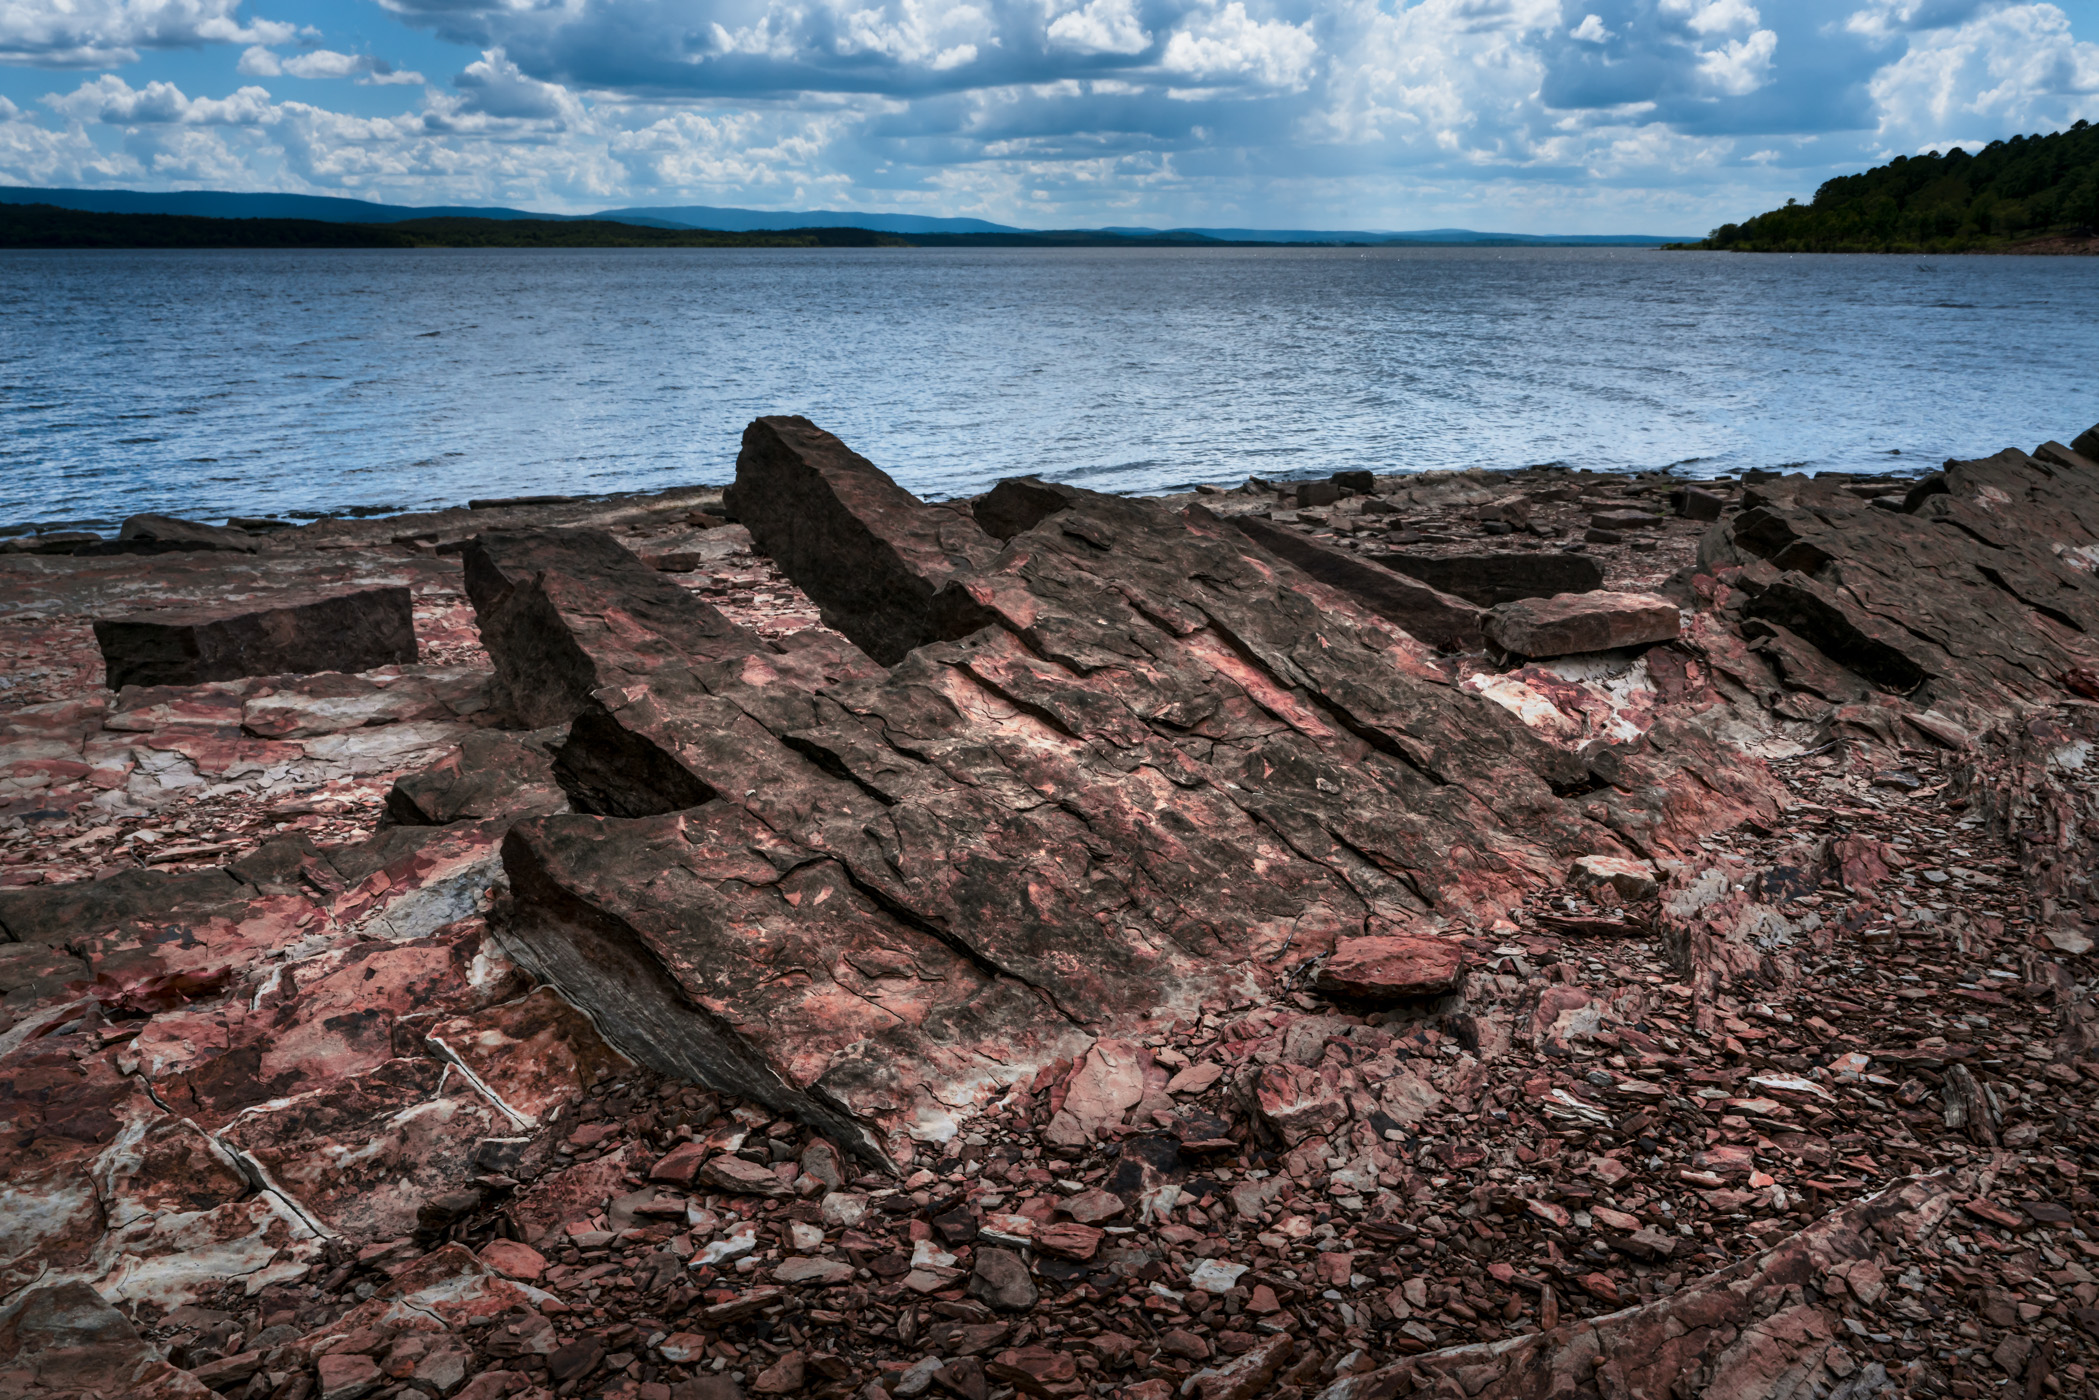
[2,245,2095,527]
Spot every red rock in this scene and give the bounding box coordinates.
[987,1346,1078,1395]
[1566,854,1659,901]
[478,1239,547,1282]
[1033,1222,1104,1261]
[1483,590,1680,658]
[700,1152,798,1198]
[752,1352,806,1395]
[1313,935,1464,1000]
[650,1139,708,1184]
[1060,1187,1125,1224]
[1245,1284,1282,1315]
[1184,1334,1294,1400]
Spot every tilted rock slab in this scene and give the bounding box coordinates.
[488,417,1779,1161]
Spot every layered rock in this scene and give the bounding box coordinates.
[486,432,1786,1158]
[93,585,417,689]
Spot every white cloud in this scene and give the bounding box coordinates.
[238,46,427,85]
[1868,2,2099,144]
[1046,0,1152,55]
[1696,25,1776,94]
[1161,2,1318,88]
[0,0,302,68]
[1570,14,1611,42]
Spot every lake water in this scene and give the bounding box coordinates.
[2,245,2095,527]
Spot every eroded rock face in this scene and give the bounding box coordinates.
[93,586,417,689]
[1379,552,1604,608]
[1224,514,1484,651]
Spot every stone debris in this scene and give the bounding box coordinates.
[1,425,2097,1400]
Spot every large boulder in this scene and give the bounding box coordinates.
[91,585,417,689]
[1483,591,1680,658]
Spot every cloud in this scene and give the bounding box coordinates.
[0,0,2091,233]
[1868,3,2099,142]
[237,46,427,85]
[0,0,302,68]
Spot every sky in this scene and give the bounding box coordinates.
[0,0,2093,233]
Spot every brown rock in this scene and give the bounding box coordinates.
[1379,551,1604,607]
[1483,590,1680,658]
[317,1352,385,1400]
[1313,934,1463,1000]
[649,1140,708,1184]
[701,1153,797,1198]
[724,414,999,664]
[478,1239,547,1282]
[1224,514,1484,650]
[1060,1187,1125,1224]
[1034,1221,1104,1261]
[968,1246,1038,1313]
[93,585,416,689]
[1185,1334,1294,1400]
[1566,854,1659,901]
[752,1352,806,1395]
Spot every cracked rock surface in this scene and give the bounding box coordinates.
[1,421,2097,1400]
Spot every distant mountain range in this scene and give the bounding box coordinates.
[0,186,1689,245]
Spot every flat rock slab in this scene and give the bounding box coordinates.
[1313,934,1464,1000]
[1378,552,1603,608]
[1483,591,1680,659]
[92,585,416,689]
[1225,515,1483,650]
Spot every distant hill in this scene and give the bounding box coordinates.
[0,204,909,249]
[595,205,1025,235]
[1690,120,2099,253]
[0,185,1685,244]
[0,185,703,227]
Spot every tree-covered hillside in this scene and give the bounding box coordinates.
[1692,121,2098,252]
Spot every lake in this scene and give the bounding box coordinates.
[2,244,2094,527]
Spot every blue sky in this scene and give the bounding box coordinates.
[0,0,2093,232]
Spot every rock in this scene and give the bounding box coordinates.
[1740,572,1930,694]
[1315,1172,1960,1400]
[477,1239,547,1282]
[799,1137,848,1192]
[724,415,999,664]
[384,731,566,826]
[1483,590,1680,658]
[649,1140,708,1184]
[1674,487,1726,521]
[774,1256,855,1286]
[1034,1221,1104,1260]
[93,585,417,689]
[1583,528,1623,545]
[987,1346,1079,1396]
[968,1246,1038,1312]
[317,1352,384,1400]
[1222,514,1484,650]
[1313,935,1464,1000]
[0,1282,208,1396]
[461,528,766,728]
[1294,480,1342,509]
[1184,1334,1294,1400]
[113,513,260,554]
[1567,854,1659,901]
[700,1153,798,1198]
[1588,509,1664,529]
[1331,470,1375,493]
[2075,421,2099,460]
[973,476,1081,541]
[1379,551,1604,607]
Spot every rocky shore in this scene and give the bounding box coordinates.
[3,416,2098,1400]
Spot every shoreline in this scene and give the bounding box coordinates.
[4,421,2099,1398]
